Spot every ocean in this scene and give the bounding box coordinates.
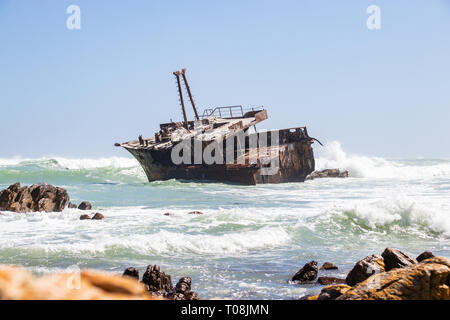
[1,141,449,299]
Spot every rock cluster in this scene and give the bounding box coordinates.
[338,256,450,300]
[123,264,199,300]
[0,183,69,213]
[292,260,344,285]
[142,265,173,296]
[306,248,450,300]
[306,169,349,180]
[0,266,160,300]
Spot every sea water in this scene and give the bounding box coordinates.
[0,141,449,299]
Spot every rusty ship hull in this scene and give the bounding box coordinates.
[120,124,316,185]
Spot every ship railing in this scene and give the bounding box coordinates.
[200,106,264,119]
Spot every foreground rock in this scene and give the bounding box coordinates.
[316,285,352,300]
[0,183,69,213]
[417,251,434,262]
[79,214,91,220]
[142,265,173,296]
[382,248,417,271]
[338,257,450,300]
[306,169,349,180]
[0,266,160,300]
[345,254,385,286]
[292,261,318,283]
[167,277,199,300]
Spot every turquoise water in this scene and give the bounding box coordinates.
[1,142,449,299]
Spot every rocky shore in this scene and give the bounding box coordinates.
[0,183,103,220]
[0,248,447,300]
[294,248,450,300]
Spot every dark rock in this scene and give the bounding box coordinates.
[298,294,317,300]
[306,169,349,180]
[123,267,139,280]
[188,211,203,215]
[163,212,173,216]
[318,277,346,285]
[320,262,338,270]
[317,285,352,300]
[381,248,417,271]
[0,183,69,213]
[80,214,91,220]
[188,291,199,300]
[291,261,318,283]
[167,277,199,300]
[142,265,173,295]
[68,202,77,209]
[345,254,385,286]
[78,201,92,211]
[416,251,434,262]
[91,213,104,220]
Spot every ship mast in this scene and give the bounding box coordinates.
[181,68,200,121]
[173,70,189,130]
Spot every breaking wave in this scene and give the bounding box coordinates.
[0,156,146,184]
[315,141,450,179]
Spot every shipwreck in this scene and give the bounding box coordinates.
[116,69,320,185]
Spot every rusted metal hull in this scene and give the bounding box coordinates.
[124,139,315,185]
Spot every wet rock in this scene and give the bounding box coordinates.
[68,202,77,209]
[306,169,349,180]
[167,277,199,300]
[381,248,417,271]
[0,183,69,213]
[78,201,92,211]
[142,265,173,295]
[345,254,385,286]
[416,251,434,263]
[291,261,318,283]
[338,257,450,300]
[320,262,338,270]
[80,214,91,220]
[188,211,203,215]
[318,277,346,285]
[0,266,159,300]
[123,267,139,280]
[91,213,104,220]
[163,212,174,216]
[317,285,352,300]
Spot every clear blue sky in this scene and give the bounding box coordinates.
[1,0,449,158]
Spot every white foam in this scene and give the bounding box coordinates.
[0,156,139,170]
[315,141,450,179]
